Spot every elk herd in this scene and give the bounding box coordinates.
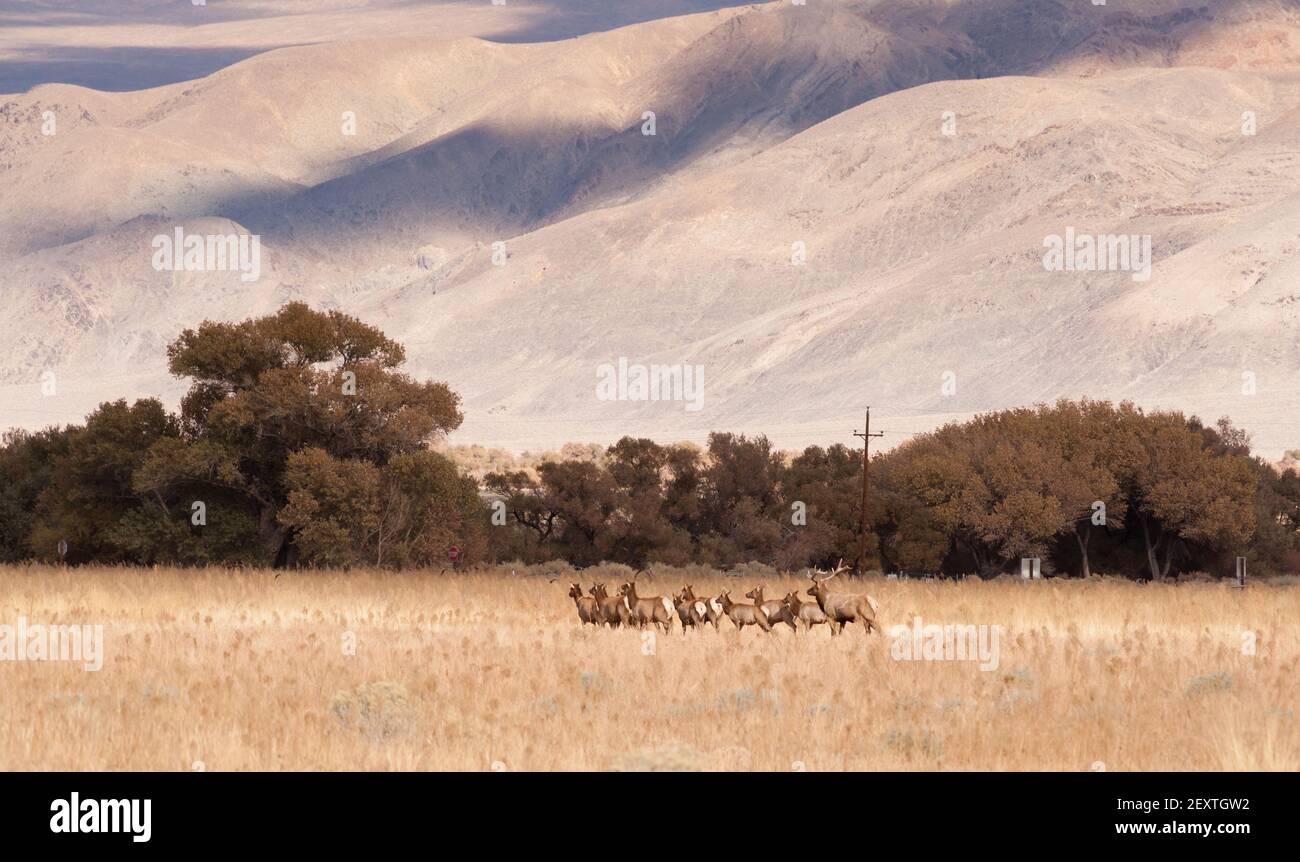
[566,562,880,636]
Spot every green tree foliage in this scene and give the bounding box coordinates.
[874,401,1259,579]
[483,401,1280,580]
[778,444,859,570]
[279,448,485,569]
[157,302,463,565]
[1114,409,1258,580]
[1253,465,1300,574]
[29,399,177,564]
[0,427,71,562]
[1,304,471,568]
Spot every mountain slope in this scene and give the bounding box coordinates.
[2,0,1298,455]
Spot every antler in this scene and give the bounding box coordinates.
[811,558,849,583]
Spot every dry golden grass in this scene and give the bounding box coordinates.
[0,564,1296,771]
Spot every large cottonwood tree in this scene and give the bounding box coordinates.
[139,302,464,566]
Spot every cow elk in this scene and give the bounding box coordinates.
[716,589,772,633]
[673,587,711,633]
[619,581,675,633]
[782,590,829,633]
[806,561,880,635]
[682,584,723,630]
[589,582,631,628]
[568,582,601,627]
[745,585,797,632]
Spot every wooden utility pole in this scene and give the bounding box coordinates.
[853,407,884,576]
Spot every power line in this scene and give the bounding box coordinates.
[852,407,884,576]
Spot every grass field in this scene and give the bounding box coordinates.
[0,564,1296,771]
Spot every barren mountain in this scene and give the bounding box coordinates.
[2,0,1298,455]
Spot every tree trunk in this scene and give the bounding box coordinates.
[957,535,994,577]
[1074,523,1092,579]
[877,536,896,576]
[259,506,291,568]
[1140,515,1162,581]
[1160,535,1175,580]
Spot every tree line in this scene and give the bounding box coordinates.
[486,404,1297,580]
[1,304,1296,579]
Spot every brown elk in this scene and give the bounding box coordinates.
[673,587,709,632]
[806,561,880,635]
[782,590,829,633]
[716,589,772,633]
[588,582,631,628]
[568,582,601,626]
[682,584,723,630]
[618,581,675,632]
[745,585,797,632]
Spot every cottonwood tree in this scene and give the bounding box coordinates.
[28,399,177,564]
[887,431,998,574]
[867,401,1257,580]
[533,459,623,566]
[0,428,70,562]
[604,438,694,567]
[1253,463,1300,573]
[1041,400,1128,578]
[277,448,484,568]
[483,469,561,555]
[1105,409,1253,580]
[779,444,861,570]
[142,302,463,566]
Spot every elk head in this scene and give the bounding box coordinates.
[568,582,584,601]
[618,581,636,599]
[745,585,766,604]
[807,559,849,600]
[716,589,733,611]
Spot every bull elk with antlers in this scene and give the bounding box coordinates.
[807,560,880,635]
